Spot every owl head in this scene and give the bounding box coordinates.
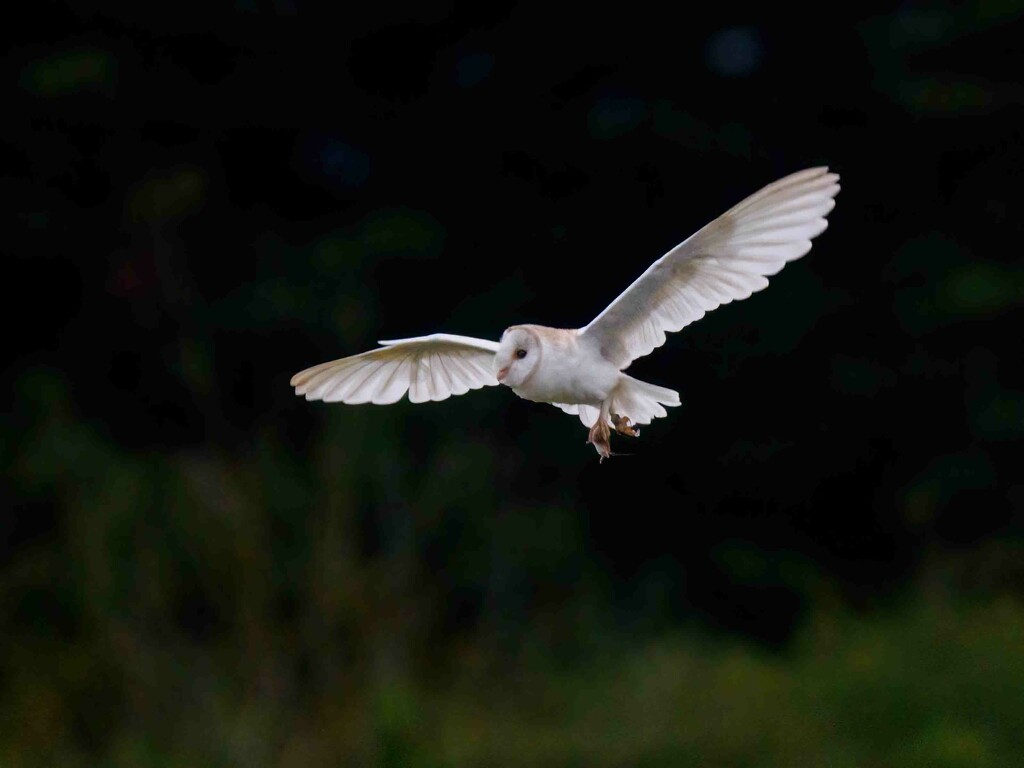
[494,326,541,387]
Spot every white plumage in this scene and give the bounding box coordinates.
[580,167,839,368]
[291,167,840,459]
[291,334,498,404]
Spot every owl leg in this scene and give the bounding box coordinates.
[587,402,613,461]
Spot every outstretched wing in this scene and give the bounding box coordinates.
[290,333,500,404]
[579,167,840,369]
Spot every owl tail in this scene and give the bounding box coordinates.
[559,375,680,429]
[608,374,681,426]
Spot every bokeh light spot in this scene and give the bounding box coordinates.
[456,53,494,88]
[588,96,649,139]
[705,27,763,77]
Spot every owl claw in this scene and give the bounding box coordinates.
[612,414,639,438]
[587,419,612,461]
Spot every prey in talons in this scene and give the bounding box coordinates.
[612,413,639,438]
[587,414,639,463]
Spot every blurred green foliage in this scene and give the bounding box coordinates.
[6,370,1024,766]
[129,168,209,223]
[19,49,115,97]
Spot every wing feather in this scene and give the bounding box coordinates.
[345,357,402,404]
[374,359,411,405]
[579,167,839,368]
[291,333,499,405]
[445,351,483,395]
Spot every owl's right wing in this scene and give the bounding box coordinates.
[290,333,500,404]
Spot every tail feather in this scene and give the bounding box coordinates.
[611,375,680,426]
[557,376,680,427]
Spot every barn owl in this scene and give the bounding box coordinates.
[291,167,839,460]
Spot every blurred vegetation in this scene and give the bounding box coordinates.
[6,371,1024,767]
[6,1,1024,765]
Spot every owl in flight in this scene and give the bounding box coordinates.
[291,167,839,460]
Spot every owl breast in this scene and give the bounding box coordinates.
[511,335,618,406]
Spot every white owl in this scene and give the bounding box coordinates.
[291,167,839,459]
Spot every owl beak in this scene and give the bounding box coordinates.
[496,366,509,382]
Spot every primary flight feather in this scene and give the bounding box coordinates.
[291,167,840,459]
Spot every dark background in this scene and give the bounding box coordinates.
[5,2,1024,765]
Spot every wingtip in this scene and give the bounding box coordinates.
[804,166,839,183]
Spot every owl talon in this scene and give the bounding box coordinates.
[611,413,639,438]
[587,419,612,461]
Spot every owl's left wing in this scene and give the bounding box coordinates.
[291,333,499,404]
[578,167,839,369]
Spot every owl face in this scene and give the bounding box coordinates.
[494,326,541,388]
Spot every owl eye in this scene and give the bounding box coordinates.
[515,349,527,359]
